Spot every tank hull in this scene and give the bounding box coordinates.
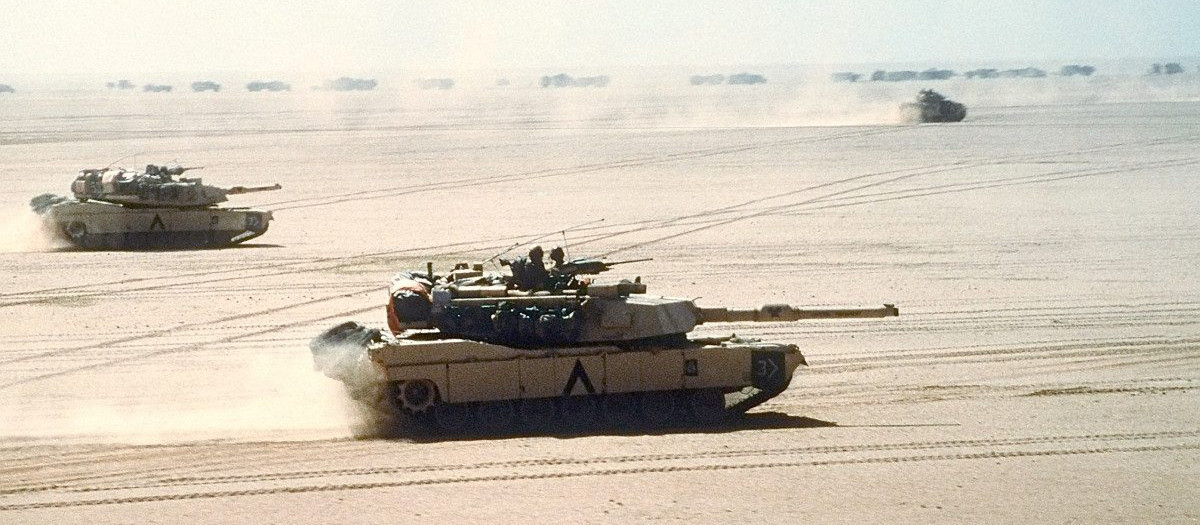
[311,322,805,434]
[901,95,967,123]
[35,199,273,250]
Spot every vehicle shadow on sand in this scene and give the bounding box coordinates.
[387,412,840,443]
[46,242,285,252]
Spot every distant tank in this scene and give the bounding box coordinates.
[143,84,172,93]
[311,247,898,434]
[726,73,767,85]
[30,164,281,249]
[901,89,966,123]
[191,81,221,92]
[247,81,291,92]
[0,84,14,93]
[324,77,377,91]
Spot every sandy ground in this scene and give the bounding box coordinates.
[1,78,1199,523]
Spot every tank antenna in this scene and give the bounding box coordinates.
[486,218,604,265]
[104,151,145,170]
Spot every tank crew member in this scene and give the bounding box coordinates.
[523,245,549,290]
[547,246,572,290]
[506,245,550,291]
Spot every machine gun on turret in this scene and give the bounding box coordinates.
[554,257,652,276]
[144,164,203,180]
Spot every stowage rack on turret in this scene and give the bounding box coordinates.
[311,246,899,434]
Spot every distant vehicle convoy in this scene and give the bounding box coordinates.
[833,64,1110,82]
[54,62,1200,97]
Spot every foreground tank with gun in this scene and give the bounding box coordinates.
[30,164,281,249]
[311,247,898,434]
[901,89,967,123]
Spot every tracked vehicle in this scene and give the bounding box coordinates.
[902,89,966,123]
[30,164,281,249]
[311,248,898,433]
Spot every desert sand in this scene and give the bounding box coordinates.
[1,77,1198,523]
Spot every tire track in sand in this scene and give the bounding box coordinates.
[2,430,1196,510]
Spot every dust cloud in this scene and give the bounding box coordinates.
[0,207,65,253]
[308,321,404,439]
[0,350,373,444]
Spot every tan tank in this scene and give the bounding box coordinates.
[311,248,898,433]
[30,164,280,249]
[901,89,967,123]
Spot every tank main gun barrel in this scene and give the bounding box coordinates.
[697,304,898,323]
[225,183,283,195]
[557,257,652,275]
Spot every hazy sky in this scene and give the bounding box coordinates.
[1,0,1197,74]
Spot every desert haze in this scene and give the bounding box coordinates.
[1,77,1199,523]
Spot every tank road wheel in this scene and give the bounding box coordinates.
[433,403,474,433]
[558,395,600,428]
[476,401,516,434]
[397,380,437,413]
[518,398,556,429]
[602,394,642,428]
[65,221,88,242]
[640,391,683,427]
[686,389,728,425]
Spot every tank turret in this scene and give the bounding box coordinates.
[384,247,897,347]
[70,164,281,208]
[901,89,966,123]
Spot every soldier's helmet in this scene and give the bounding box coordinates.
[529,245,544,260]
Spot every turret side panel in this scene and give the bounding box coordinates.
[577,296,698,342]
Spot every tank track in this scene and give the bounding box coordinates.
[724,384,789,415]
[388,387,739,435]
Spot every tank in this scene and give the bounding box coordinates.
[311,247,899,434]
[29,164,281,249]
[901,89,966,123]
